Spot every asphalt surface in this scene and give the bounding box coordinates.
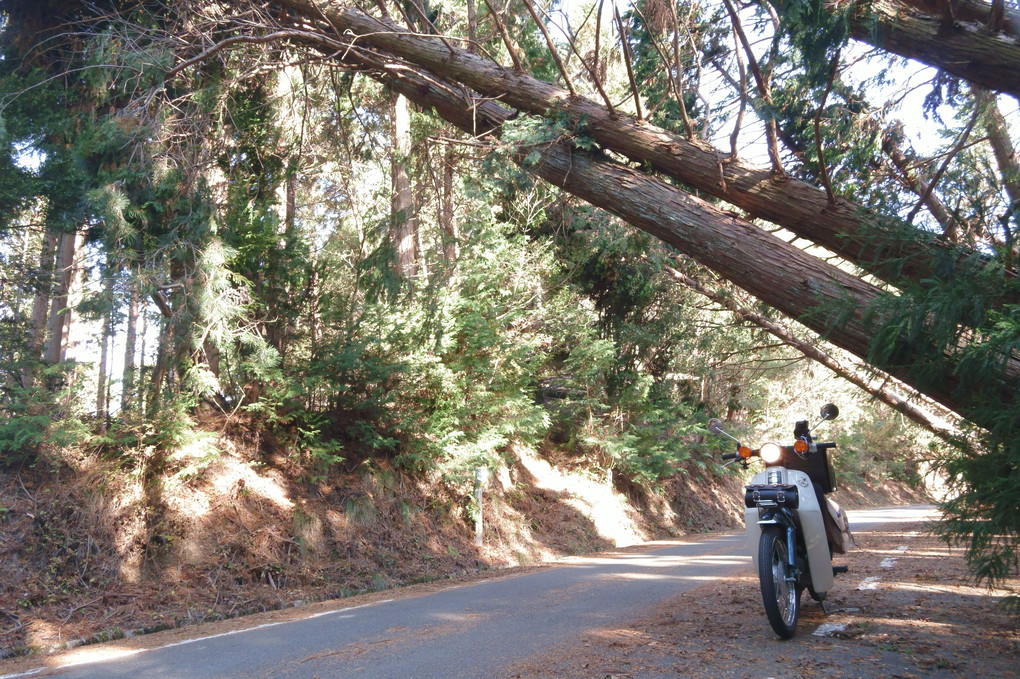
[0,505,936,679]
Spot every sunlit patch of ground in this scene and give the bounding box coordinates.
[514,446,650,547]
[504,521,1019,679]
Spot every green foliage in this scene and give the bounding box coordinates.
[0,367,91,467]
[147,394,199,454]
[310,212,556,478]
[936,429,1020,591]
[775,0,852,87]
[622,1,721,135]
[833,415,927,487]
[0,402,51,467]
[863,251,1020,588]
[286,410,345,483]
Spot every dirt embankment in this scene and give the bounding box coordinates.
[0,427,930,662]
[0,437,736,659]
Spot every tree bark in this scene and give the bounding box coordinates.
[391,92,419,279]
[975,86,1020,266]
[25,227,58,386]
[840,0,1020,100]
[148,316,172,416]
[440,144,459,268]
[976,87,1020,208]
[121,261,140,413]
[97,293,112,431]
[275,0,999,291]
[889,0,1019,38]
[43,229,80,367]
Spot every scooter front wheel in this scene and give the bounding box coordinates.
[758,526,800,639]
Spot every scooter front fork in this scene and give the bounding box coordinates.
[786,523,798,583]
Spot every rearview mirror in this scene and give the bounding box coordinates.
[707,418,724,435]
[820,403,839,421]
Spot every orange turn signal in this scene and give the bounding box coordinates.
[793,439,809,454]
[739,445,753,458]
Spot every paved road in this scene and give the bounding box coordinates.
[2,505,937,679]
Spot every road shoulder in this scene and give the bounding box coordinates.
[503,516,1019,679]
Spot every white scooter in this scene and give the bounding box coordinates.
[708,404,854,638]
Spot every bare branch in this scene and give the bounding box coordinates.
[544,0,615,111]
[521,0,576,97]
[728,29,747,159]
[479,0,523,71]
[882,125,959,237]
[907,101,982,224]
[166,30,331,79]
[722,0,784,176]
[614,4,643,120]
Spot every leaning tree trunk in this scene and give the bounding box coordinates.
[975,86,1020,265]
[975,87,1020,210]
[274,0,1007,293]
[370,65,1003,420]
[663,262,959,440]
[896,0,1020,38]
[882,128,958,237]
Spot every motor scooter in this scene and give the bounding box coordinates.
[708,404,854,638]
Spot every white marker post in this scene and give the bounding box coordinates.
[474,467,489,546]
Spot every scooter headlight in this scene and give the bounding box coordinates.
[759,442,783,464]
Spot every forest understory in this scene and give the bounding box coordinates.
[0,409,929,661]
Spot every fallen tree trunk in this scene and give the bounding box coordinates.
[350,59,991,419]
[273,0,1005,292]
[895,0,1020,38]
[662,263,961,440]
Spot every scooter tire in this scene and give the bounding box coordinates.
[758,526,800,639]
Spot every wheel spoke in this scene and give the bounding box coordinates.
[758,527,800,638]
